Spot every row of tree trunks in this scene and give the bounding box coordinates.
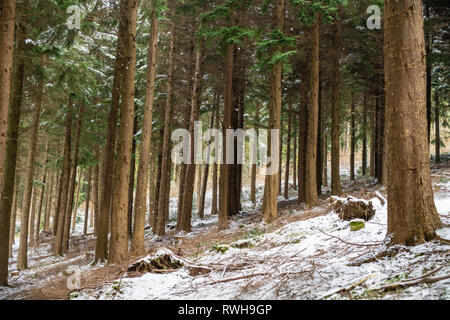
[17,77,44,269]
[178,35,205,233]
[297,62,308,203]
[95,6,126,262]
[62,104,83,253]
[55,101,72,257]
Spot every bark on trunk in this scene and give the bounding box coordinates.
[262,0,285,222]
[0,5,21,283]
[131,6,158,255]
[384,0,442,245]
[350,93,356,181]
[331,15,342,196]
[156,20,175,236]
[284,110,291,199]
[109,0,138,264]
[434,91,440,163]
[305,13,320,208]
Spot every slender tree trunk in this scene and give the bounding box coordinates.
[350,93,355,181]
[298,63,309,203]
[284,111,291,199]
[131,6,158,255]
[83,168,92,235]
[278,118,283,196]
[434,91,440,163]
[17,77,44,269]
[219,42,234,230]
[305,12,320,208]
[384,0,442,245]
[179,37,205,233]
[43,171,54,232]
[211,107,219,214]
[109,0,138,264]
[362,93,368,176]
[62,104,83,253]
[71,167,82,231]
[93,150,99,236]
[316,75,323,195]
[52,165,63,236]
[55,106,72,257]
[370,97,376,177]
[198,111,215,219]
[35,141,50,247]
[293,115,297,191]
[262,0,285,222]
[156,20,175,236]
[331,14,342,195]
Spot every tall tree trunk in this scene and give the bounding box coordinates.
[250,109,259,204]
[95,9,126,262]
[17,77,44,269]
[83,168,92,235]
[434,91,440,163]
[293,115,297,191]
[278,118,283,196]
[362,93,368,176]
[305,12,320,208]
[198,111,215,219]
[370,97,376,177]
[179,37,205,233]
[109,0,138,264]
[219,42,234,230]
[156,20,175,236]
[424,4,432,143]
[331,15,342,196]
[284,110,291,199]
[0,4,21,283]
[35,141,50,247]
[131,6,158,255]
[350,93,356,181]
[0,0,16,215]
[298,61,309,203]
[71,167,82,231]
[262,0,285,222]
[62,104,83,253]
[384,0,442,245]
[316,74,323,195]
[55,105,72,257]
[211,107,219,214]
[43,171,54,231]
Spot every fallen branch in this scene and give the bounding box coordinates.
[318,229,383,247]
[321,273,377,299]
[370,264,449,291]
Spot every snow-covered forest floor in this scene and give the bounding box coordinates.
[1,164,449,300]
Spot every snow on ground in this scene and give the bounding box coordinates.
[73,191,450,300]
